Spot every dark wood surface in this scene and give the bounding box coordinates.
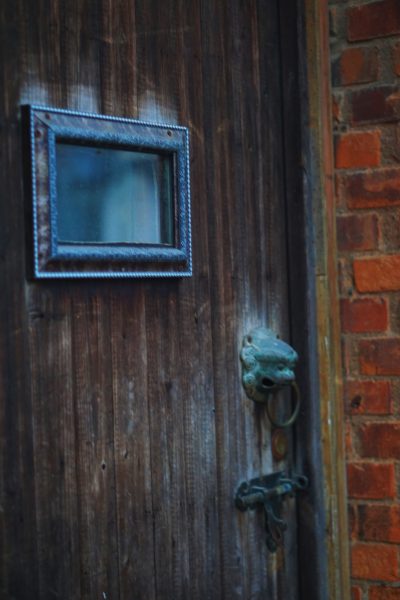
[278,1,329,598]
[0,0,314,598]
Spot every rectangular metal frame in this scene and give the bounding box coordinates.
[23,105,192,278]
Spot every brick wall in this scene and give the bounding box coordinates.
[329,0,400,598]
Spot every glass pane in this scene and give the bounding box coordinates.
[55,143,173,245]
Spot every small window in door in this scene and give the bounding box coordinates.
[23,105,191,278]
[56,144,174,247]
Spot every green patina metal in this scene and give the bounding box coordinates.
[240,327,300,428]
[235,470,309,553]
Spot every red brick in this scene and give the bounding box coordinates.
[354,256,400,292]
[340,298,387,333]
[337,212,379,251]
[370,587,400,600]
[360,338,400,374]
[335,172,343,206]
[346,168,400,210]
[333,91,344,126]
[395,124,400,162]
[351,588,362,600]
[338,259,345,294]
[342,335,351,376]
[359,505,400,543]
[351,543,399,581]
[360,422,400,459]
[347,462,396,499]
[351,85,400,125]
[338,258,355,297]
[393,41,400,77]
[332,47,379,87]
[349,1,400,41]
[349,503,358,539]
[329,8,337,37]
[344,380,392,415]
[335,131,381,169]
[345,420,352,456]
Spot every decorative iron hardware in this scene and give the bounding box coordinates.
[240,327,300,428]
[235,470,308,553]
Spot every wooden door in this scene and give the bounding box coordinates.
[0,0,311,599]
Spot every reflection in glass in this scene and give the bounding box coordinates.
[55,143,173,245]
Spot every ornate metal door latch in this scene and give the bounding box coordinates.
[235,470,308,553]
[240,327,300,428]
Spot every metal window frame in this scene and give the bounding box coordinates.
[23,105,192,278]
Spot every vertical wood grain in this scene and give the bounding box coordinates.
[278,0,330,599]
[110,285,156,600]
[199,1,240,595]
[0,3,39,597]
[22,1,82,598]
[0,0,316,598]
[303,1,351,599]
[28,286,81,599]
[71,286,120,600]
[199,0,294,597]
[145,285,191,599]
[177,1,222,597]
[60,0,102,112]
[256,1,299,597]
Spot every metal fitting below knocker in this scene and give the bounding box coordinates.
[240,327,300,429]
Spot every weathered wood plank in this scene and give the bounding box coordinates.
[176,0,222,597]
[60,3,122,598]
[278,1,329,599]
[99,3,169,597]
[302,1,351,599]
[71,286,120,600]
[199,0,296,597]
[28,286,81,599]
[0,2,39,593]
[20,1,82,598]
[145,284,191,599]
[226,0,273,596]
[60,0,102,113]
[256,1,299,598]
[199,1,242,595]
[20,3,120,598]
[110,284,156,600]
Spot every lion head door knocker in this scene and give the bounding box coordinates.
[240,327,300,428]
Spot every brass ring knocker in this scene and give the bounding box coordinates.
[266,381,301,429]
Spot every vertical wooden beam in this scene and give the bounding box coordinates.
[279,0,328,596]
[303,0,351,598]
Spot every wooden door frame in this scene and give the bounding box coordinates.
[280,0,350,598]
